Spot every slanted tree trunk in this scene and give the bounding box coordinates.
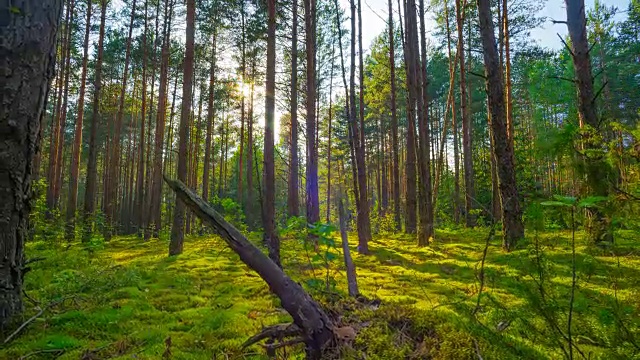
[305,0,320,238]
[0,0,63,327]
[66,0,92,240]
[170,0,195,255]
[165,177,334,357]
[477,0,524,250]
[288,0,300,218]
[564,0,612,243]
[83,0,107,242]
[105,0,137,241]
[263,0,280,267]
[455,0,476,227]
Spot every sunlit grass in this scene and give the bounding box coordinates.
[2,228,639,359]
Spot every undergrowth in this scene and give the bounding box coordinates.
[1,228,639,359]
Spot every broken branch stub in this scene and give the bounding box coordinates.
[163,176,334,356]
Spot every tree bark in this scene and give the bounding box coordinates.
[305,0,320,239]
[288,0,300,218]
[83,0,107,242]
[66,0,92,240]
[263,0,280,267]
[402,0,418,235]
[455,0,476,227]
[105,0,137,240]
[564,0,612,243]
[416,0,434,246]
[149,0,173,238]
[46,0,72,213]
[477,0,524,250]
[0,0,62,327]
[388,0,401,231]
[165,177,334,356]
[170,0,195,255]
[353,0,372,253]
[203,26,217,203]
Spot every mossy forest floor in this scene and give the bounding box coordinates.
[3,228,640,359]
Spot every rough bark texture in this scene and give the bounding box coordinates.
[416,0,434,246]
[564,0,612,243]
[455,0,476,227]
[65,0,92,240]
[402,0,417,235]
[477,0,524,250]
[305,0,320,237]
[170,0,195,255]
[288,0,300,218]
[83,0,107,242]
[0,0,62,327]
[264,0,280,267]
[164,177,334,357]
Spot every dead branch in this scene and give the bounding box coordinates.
[262,337,306,351]
[4,296,71,344]
[242,323,303,349]
[164,176,334,357]
[18,349,65,360]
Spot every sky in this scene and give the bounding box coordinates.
[350,0,630,54]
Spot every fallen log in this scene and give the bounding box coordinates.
[164,176,334,358]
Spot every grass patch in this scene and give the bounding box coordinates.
[1,228,639,359]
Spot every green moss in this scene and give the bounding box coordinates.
[2,229,639,359]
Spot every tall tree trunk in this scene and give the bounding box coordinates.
[46,0,72,213]
[66,0,92,240]
[503,0,514,143]
[353,0,372,253]
[305,0,320,238]
[0,0,63,326]
[238,7,246,206]
[388,0,401,231]
[246,61,255,222]
[477,0,524,250]
[170,0,195,255]
[136,0,149,235]
[105,0,137,240]
[416,0,434,246]
[264,0,280,266]
[564,0,612,243]
[83,0,107,242]
[203,26,217,203]
[149,0,173,238]
[288,0,300,217]
[455,0,476,227]
[53,0,76,211]
[326,35,335,223]
[402,0,418,235]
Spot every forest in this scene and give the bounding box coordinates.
[1,0,640,358]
